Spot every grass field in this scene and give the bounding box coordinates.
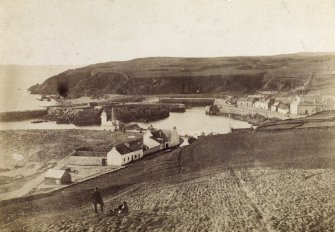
[0,130,141,197]
[0,127,335,231]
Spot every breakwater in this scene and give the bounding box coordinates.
[122,103,185,112]
[207,105,281,125]
[159,98,215,107]
[0,109,48,122]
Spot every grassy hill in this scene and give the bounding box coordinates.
[0,124,335,231]
[29,53,335,98]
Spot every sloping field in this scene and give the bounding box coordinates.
[29,53,335,97]
[0,130,141,196]
[0,127,335,231]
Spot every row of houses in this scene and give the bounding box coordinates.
[235,94,335,115]
[236,97,291,114]
[45,126,181,185]
[69,126,181,167]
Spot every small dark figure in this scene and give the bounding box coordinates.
[91,187,104,213]
[118,201,129,214]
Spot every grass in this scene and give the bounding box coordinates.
[0,130,141,196]
[0,127,335,231]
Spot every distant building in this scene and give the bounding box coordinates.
[253,99,264,109]
[150,127,180,149]
[100,108,121,131]
[254,98,273,110]
[69,151,107,166]
[262,99,272,110]
[180,137,190,147]
[277,103,290,114]
[236,97,256,107]
[143,129,164,155]
[45,169,71,185]
[248,94,263,98]
[271,102,280,112]
[213,98,227,106]
[322,96,335,111]
[257,90,278,95]
[107,141,143,166]
[290,96,324,115]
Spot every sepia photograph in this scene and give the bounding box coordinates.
[0,0,335,231]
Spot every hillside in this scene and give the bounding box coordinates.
[0,125,335,231]
[0,130,141,199]
[29,53,335,98]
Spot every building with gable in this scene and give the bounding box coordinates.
[290,96,324,115]
[100,108,121,131]
[143,126,180,155]
[45,169,72,185]
[107,141,143,166]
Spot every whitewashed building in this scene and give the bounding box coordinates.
[100,108,120,131]
[107,142,143,166]
[277,103,290,114]
[271,102,280,112]
[143,126,180,155]
[143,129,163,155]
[45,169,72,185]
[150,127,180,149]
[290,96,324,115]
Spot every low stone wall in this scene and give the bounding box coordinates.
[0,109,47,122]
[69,151,106,166]
[143,145,162,156]
[69,156,104,166]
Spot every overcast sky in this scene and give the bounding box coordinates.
[1,0,335,65]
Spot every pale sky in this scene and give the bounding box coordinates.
[0,0,335,65]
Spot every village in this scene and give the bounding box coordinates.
[40,109,184,192]
[38,90,335,190]
[207,92,335,118]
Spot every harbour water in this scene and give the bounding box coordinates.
[0,107,251,135]
[0,66,251,135]
[136,107,251,135]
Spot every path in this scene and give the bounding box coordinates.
[0,156,70,200]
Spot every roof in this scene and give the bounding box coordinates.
[115,141,142,155]
[278,103,289,109]
[237,97,248,102]
[150,129,169,143]
[72,151,107,157]
[247,97,256,102]
[45,169,68,179]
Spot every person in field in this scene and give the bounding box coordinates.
[91,187,104,213]
[118,201,129,214]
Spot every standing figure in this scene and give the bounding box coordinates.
[91,187,104,213]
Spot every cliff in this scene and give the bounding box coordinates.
[29,53,335,98]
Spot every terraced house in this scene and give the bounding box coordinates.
[107,141,143,166]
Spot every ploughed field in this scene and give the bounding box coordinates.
[0,127,335,231]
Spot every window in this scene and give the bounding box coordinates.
[123,158,125,162]
[128,157,130,161]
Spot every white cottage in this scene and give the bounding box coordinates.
[107,142,143,166]
[150,127,180,149]
[143,126,180,155]
[101,108,120,131]
[143,129,163,155]
[45,169,71,185]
